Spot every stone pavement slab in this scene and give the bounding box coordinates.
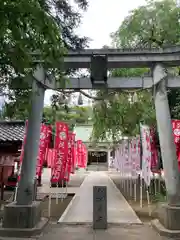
[38,186,79,195]
[0,224,169,240]
[41,168,88,187]
[39,169,89,195]
[58,171,141,225]
[39,224,168,240]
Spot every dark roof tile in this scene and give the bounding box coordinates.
[0,121,25,142]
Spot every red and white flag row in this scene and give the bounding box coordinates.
[18,121,88,184]
[114,124,159,187]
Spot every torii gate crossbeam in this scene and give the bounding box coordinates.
[11,76,180,90]
[33,45,180,68]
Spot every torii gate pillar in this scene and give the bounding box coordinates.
[1,67,48,237]
[152,64,180,232]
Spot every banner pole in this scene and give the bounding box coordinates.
[56,183,58,205]
[61,180,64,202]
[48,193,52,218]
[146,187,151,216]
[134,180,137,201]
[140,174,143,208]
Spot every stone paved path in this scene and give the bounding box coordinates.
[58,171,141,224]
[38,168,88,195]
[39,224,168,240]
[1,224,168,240]
[5,171,169,240]
[41,168,88,187]
[39,170,169,240]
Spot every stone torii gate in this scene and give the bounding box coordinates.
[2,46,180,236]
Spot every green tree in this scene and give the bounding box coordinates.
[0,0,65,80]
[2,90,30,120]
[43,105,91,130]
[112,0,180,118]
[92,0,180,141]
[2,0,88,119]
[92,89,155,141]
[112,0,180,48]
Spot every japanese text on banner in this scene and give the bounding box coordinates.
[140,124,151,186]
[36,124,49,177]
[52,122,68,183]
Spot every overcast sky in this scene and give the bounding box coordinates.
[44,0,146,105]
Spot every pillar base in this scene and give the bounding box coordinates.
[0,201,48,237]
[152,219,180,238]
[159,203,180,230]
[151,203,180,238]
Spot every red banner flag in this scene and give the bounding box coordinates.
[36,124,49,178]
[51,122,68,183]
[172,119,180,170]
[19,122,50,181]
[47,149,57,168]
[64,132,73,182]
[71,133,76,174]
[81,144,87,168]
[77,140,82,167]
[74,144,77,169]
[150,127,159,173]
[84,144,87,168]
[44,125,52,165]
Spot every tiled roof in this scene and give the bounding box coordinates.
[0,121,25,142]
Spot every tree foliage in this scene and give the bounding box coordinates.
[0,0,63,79]
[2,90,30,120]
[92,0,180,141]
[92,86,156,141]
[2,95,92,126]
[43,105,92,126]
[1,0,89,117]
[111,0,180,48]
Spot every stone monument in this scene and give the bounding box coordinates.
[93,186,107,229]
